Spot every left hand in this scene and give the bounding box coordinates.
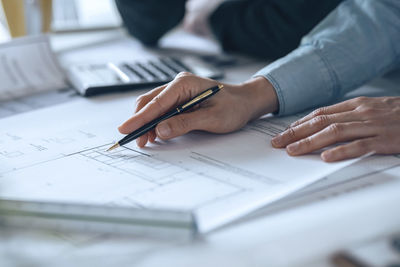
[271,96,400,162]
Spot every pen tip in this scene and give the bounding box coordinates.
[106,143,120,152]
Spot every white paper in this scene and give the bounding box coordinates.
[0,95,358,233]
[52,0,122,31]
[240,155,400,222]
[0,35,66,102]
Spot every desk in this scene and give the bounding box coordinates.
[1,29,400,267]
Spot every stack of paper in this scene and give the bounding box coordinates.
[0,95,358,236]
[0,35,66,102]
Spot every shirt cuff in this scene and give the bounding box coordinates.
[253,44,339,116]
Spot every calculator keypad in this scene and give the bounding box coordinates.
[119,58,190,83]
[67,56,222,96]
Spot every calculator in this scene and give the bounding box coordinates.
[66,56,223,96]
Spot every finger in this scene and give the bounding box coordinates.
[131,86,166,147]
[272,111,358,148]
[290,99,362,127]
[119,85,167,134]
[148,130,157,143]
[286,121,377,156]
[132,86,166,146]
[120,73,217,134]
[136,133,149,148]
[321,137,378,162]
[155,108,215,140]
[135,85,167,113]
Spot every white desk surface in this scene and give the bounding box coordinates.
[1,29,400,267]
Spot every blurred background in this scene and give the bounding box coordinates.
[0,0,122,41]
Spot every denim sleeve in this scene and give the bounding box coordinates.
[254,0,400,116]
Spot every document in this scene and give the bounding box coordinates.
[0,95,358,233]
[0,88,78,119]
[0,35,66,102]
[241,155,400,222]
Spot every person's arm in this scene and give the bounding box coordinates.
[117,0,400,161]
[255,0,400,116]
[266,0,400,161]
[209,0,343,59]
[115,0,187,45]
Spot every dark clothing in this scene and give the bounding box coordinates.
[115,0,343,60]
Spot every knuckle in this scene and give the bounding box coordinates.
[286,127,297,139]
[327,123,342,136]
[151,96,165,110]
[312,107,326,117]
[358,106,375,116]
[172,74,194,94]
[153,84,167,91]
[311,115,330,128]
[354,96,369,105]
[301,137,312,147]
[382,97,394,105]
[356,96,368,102]
[175,71,193,79]
[136,95,147,105]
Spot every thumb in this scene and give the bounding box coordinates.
[155,109,212,140]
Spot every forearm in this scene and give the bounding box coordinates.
[255,0,400,116]
[115,0,187,45]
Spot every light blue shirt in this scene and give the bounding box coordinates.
[255,0,400,116]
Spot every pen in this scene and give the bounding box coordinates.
[107,84,224,151]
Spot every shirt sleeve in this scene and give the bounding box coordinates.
[254,0,400,116]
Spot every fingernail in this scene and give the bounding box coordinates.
[157,124,171,138]
[136,138,142,147]
[321,151,331,162]
[271,134,282,146]
[287,142,299,153]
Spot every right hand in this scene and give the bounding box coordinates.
[118,72,278,147]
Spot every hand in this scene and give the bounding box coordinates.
[271,96,400,162]
[183,0,225,36]
[118,72,278,147]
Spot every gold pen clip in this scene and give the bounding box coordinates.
[181,89,213,109]
[181,85,223,110]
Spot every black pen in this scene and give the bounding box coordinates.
[106,84,224,151]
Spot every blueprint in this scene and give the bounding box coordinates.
[0,95,358,233]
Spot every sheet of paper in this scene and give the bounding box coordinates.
[0,88,78,119]
[0,94,358,232]
[0,35,66,102]
[238,154,400,223]
[1,157,399,267]
[52,0,122,32]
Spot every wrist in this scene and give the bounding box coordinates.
[239,76,279,120]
